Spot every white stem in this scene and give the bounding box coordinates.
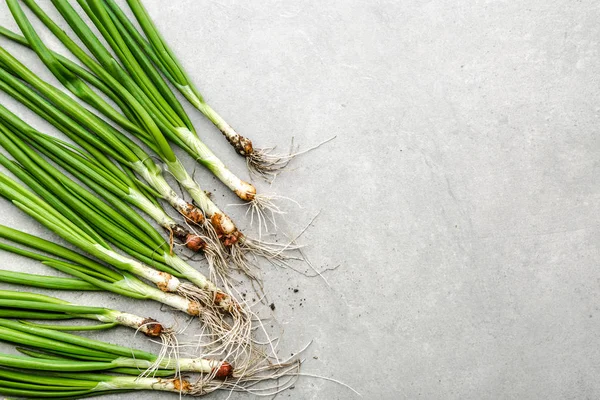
[192,99,236,142]
[97,310,143,327]
[126,187,176,229]
[178,84,203,110]
[177,85,244,149]
[164,157,216,213]
[174,127,256,200]
[112,357,218,373]
[131,161,194,216]
[164,357,220,373]
[162,253,215,291]
[112,276,200,315]
[93,244,181,292]
[96,377,189,393]
[165,158,237,234]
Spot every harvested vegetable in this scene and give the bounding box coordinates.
[0,101,225,270]
[0,290,168,338]
[0,224,203,317]
[0,318,233,380]
[0,1,311,396]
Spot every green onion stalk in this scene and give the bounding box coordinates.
[0,224,201,318]
[0,15,245,257]
[0,319,299,398]
[0,98,221,264]
[0,115,232,304]
[0,270,98,292]
[113,0,300,179]
[0,42,210,236]
[0,288,186,371]
[60,0,263,200]
[0,289,168,338]
[10,0,274,229]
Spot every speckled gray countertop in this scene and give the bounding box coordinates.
[0,1,598,399]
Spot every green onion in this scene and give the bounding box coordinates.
[0,114,242,309]
[13,0,294,250]
[0,161,251,352]
[0,151,242,317]
[0,290,166,338]
[0,319,232,375]
[0,372,192,398]
[2,3,298,264]
[52,0,257,198]
[0,319,300,397]
[0,270,98,292]
[0,320,235,392]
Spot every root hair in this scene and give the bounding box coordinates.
[246,136,336,182]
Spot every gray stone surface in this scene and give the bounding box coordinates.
[0,1,599,399]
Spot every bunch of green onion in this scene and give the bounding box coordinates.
[0,0,313,397]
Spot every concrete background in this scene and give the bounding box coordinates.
[0,0,599,399]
